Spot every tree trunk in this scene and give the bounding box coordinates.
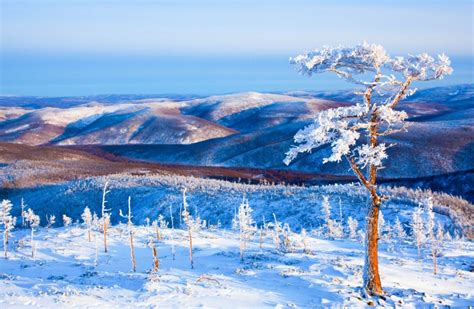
[103,222,108,253]
[188,227,194,269]
[3,230,8,258]
[152,245,159,272]
[130,232,136,272]
[363,194,383,296]
[361,109,384,296]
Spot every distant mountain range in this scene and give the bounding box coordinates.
[0,84,473,182]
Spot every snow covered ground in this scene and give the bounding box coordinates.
[1,224,473,308]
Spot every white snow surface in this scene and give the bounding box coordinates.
[0,224,473,308]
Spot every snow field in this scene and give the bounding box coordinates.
[1,223,473,308]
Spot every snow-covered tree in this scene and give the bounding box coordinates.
[1,200,16,258]
[62,214,72,227]
[237,194,255,260]
[321,196,338,238]
[426,198,443,275]
[20,198,26,227]
[284,42,452,296]
[169,204,176,261]
[282,223,294,252]
[231,207,239,231]
[92,212,100,232]
[81,207,93,242]
[412,205,425,257]
[46,215,56,229]
[181,188,197,269]
[119,196,136,272]
[347,216,358,239]
[300,228,310,254]
[152,214,167,242]
[158,214,168,229]
[394,216,407,240]
[25,208,40,259]
[272,213,284,250]
[152,220,160,241]
[147,237,159,273]
[100,181,111,253]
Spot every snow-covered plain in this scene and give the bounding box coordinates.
[1,224,473,308]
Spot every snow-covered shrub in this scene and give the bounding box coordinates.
[231,207,239,231]
[347,216,358,239]
[412,205,426,257]
[1,200,16,258]
[62,214,72,227]
[282,223,295,252]
[81,207,93,242]
[321,196,341,238]
[158,214,168,229]
[300,228,310,254]
[46,215,56,229]
[272,213,284,251]
[393,216,407,240]
[237,194,255,260]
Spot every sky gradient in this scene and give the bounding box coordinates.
[1,0,473,96]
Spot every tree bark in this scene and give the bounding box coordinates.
[363,193,383,296]
[363,110,383,296]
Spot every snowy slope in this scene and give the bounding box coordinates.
[1,221,473,307]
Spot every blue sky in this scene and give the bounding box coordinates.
[1,0,473,96]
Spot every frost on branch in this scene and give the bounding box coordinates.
[284,42,453,172]
[290,42,389,82]
[283,104,366,165]
[355,144,388,169]
[390,53,453,81]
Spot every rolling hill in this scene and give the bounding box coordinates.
[0,84,473,183]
